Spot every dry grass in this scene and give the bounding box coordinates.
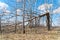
[0,27,60,40]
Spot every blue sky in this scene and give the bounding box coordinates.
[0,0,60,26]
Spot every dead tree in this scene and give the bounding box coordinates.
[35,17,37,27]
[38,17,41,27]
[15,14,17,33]
[38,12,51,31]
[46,12,50,31]
[23,0,26,34]
[0,16,1,33]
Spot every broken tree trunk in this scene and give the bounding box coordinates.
[46,12,50,31]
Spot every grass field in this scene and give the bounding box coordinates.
[0,27,60,40]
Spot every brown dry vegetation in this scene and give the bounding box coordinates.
[0,27,60,40]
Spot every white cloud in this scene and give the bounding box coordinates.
[0,2,10,15]
[38,4,53,15]
[16,0,21,2]
[16,9,21,15]
[0,2,8,10]
[4,10,10,15]
[40,10,50,15]
[53,7,60,14]
[38,4,53,11]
